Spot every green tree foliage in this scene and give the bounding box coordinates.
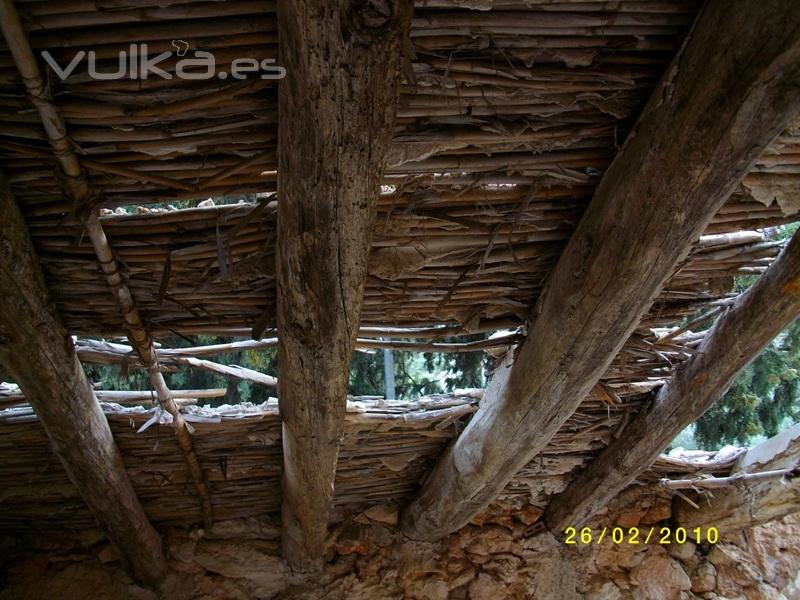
[349,350,385,396]
[348,336,490,400]
[694,318,800,449]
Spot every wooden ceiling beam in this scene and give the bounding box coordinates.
[0,173,167,587]
[545,230,800,532]
[1,0,214,529]
[275,0,412,571]
[400,0,800,541]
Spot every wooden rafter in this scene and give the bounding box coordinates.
[84,215,215,528]
[0,173,167,587]
[75,338,279,389]
[673,424,800,532]
[276,0,412,571]
[0,0,214,529]
[544,230,800,531]
[400,0,800,541]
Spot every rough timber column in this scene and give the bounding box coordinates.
[276,0,412,570]
[400,0,800,540]
[545,231,800,532]
[0,0,214,531]
[0,174,167,587]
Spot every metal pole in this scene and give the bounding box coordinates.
[383,347,396,400]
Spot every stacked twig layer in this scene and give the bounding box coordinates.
[0,390,741,531]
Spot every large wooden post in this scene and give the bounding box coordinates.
[1,0,214,531]
[0,175,167,586]
[276,0,412,570]
[545,233,800,531]
[400,0,800,541]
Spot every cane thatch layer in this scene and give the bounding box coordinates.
[0,0,798,532]
[0,391,740,531]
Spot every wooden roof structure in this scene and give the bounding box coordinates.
[0,389,741,529]
[1,0,799,584]
[3,1,797,336]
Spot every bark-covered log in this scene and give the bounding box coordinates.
[400,0,800,541]
[545,231,800,532]
[673,424,800,532]
[4,0,216,529]
[276,0,412,571]
[0,173,167,586]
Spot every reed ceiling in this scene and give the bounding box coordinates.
[0,0,798,530]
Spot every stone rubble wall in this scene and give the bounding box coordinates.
[1,492,798,600]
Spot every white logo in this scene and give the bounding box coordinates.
[41,42,286,81]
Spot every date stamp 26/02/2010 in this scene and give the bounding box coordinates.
[562,526,719,546]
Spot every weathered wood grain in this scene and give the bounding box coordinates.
[672,424,800,532]
[276,0,413,571]
[0,173,167,586]
[545,230,800,531]
[400,0,800,540]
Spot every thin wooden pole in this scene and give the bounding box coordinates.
[0,0,90,202]
[660,469,795,491]
[84,214,215,529]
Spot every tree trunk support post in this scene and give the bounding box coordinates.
[276,0,412,571]
[0,174,167,587]
[400,1,800,541]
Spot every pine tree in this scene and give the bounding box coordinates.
[689,224,800,450]
[695,318,800,449]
